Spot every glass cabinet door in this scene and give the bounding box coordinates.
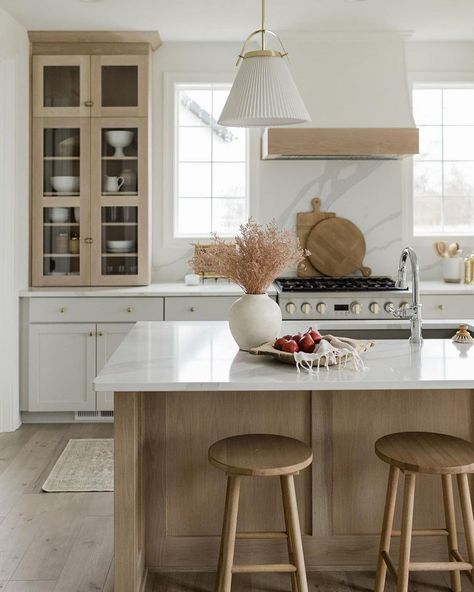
[32,118,91,286]
[33,56,91,117]
[91,118,149,285]
[91,55,148,117]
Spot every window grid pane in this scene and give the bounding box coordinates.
[413,86,474,235]
[175,84,248,238]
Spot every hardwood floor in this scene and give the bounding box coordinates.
[0,423,113,592]
[0,425,461,592]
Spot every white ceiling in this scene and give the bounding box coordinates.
[1,0,473,42]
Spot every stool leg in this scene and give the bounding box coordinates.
[375,465,400,592]
[397,472,416,592]
[457,474,474,584]
[442,474,462,592]
[215,475,241,592]
[281,475,308,592]
[281,476,299,592]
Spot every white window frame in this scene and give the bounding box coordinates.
[162,72,256,248]
[404,71,474,246]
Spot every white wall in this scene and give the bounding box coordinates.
[0,7,29,432]
[151,38,474,282]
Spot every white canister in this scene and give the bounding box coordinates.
[442,257,464,283]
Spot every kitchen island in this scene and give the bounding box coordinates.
[94,321,474,592]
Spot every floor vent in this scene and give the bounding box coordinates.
[74,410,114,422]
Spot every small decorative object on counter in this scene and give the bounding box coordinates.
[452,324,473,344]
[69,232,80,255]
[191,219,307,350]
[55,232,69,254]
[470,253,474,284]
[442,252,463,283]
[464,254,472,284]
[184,273,201,286]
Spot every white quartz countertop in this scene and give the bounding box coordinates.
[93,321,474,392]
[19,280,474,298]
[19,281,273,297]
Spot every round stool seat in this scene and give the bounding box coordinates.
[375,431,474,475]
[209,433,313,476]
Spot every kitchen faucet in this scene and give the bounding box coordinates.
[391,247,423,344]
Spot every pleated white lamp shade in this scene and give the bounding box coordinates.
[218,55,311,127]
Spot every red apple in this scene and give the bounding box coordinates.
[283,334,292,340]
[299,333,315,353]
[282,339,299,353]
[308,327,323,344]
[274,337,288,351]
[291,332,303,344]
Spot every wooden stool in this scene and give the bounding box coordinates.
[209,433,313,592]
[374,431,474,592]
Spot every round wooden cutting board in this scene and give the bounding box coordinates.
[306,217,371,277]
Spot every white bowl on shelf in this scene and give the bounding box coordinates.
[49,207,69,223]
[105,130,134,158]
[106,239,135,253]
[50,176,80,193]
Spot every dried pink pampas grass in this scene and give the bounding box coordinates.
[191,219,308,294]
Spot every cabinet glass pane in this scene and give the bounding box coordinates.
[43,128,80,195]
[43,207,81,276]
[101,128,138,195]
[43,66,80,107]
[101,65,138,107]
[101,207,138,276]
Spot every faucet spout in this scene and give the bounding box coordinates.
[393,247,423,344]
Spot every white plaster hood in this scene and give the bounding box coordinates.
[262,32,419,160]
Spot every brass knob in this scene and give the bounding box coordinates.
[190,307,196,312]
[84,100,93,107]
[59,307,66,313]
[89,331,94,337]
[438,304,445,310]
[127,306,133,313]
[84,237,93,244]
[97,331,103,337]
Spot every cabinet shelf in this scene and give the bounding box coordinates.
[43,192,80,197]
[101,222,138,226]
[102,253,138,257]
[44,156,80,161]
[101,191,138,196]
[101,156,138,161]
[44,253,80,258]
[44,222,80,227]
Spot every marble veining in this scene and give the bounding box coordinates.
[93,320,474,392]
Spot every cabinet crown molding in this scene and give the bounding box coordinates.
[28,30,161,53]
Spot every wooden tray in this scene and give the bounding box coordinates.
[249,338,375,366]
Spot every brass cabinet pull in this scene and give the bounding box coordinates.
[438,304,445,310]
[97,331,103,337]
[59,307,66,313]
[89,331,94,337]
[83,237,93,244]
[127,306,133,313]
[190,306,196,312]
[84,100,93,107]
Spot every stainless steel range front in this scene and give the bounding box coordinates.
[275,276,411,320]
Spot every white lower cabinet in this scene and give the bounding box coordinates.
[96,323,134,411]
[29,323,97,411]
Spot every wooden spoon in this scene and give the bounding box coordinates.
[447,242,460,257]
[433,241,448,258]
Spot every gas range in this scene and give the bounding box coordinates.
[275,276,410,320]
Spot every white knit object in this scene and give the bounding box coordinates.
[218,55,311,127]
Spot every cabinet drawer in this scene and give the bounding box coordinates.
[422,295,474,319]
[164,296,237,321]
[29,297,164,323]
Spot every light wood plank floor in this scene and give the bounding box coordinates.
[0,425,460,592]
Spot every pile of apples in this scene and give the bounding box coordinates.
[274,327,323,354]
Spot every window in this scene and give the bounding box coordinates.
[173,83,249,238]
[412,85,474,236]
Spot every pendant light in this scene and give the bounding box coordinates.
[218,0,311,127]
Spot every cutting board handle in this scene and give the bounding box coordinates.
[360,266,372,277]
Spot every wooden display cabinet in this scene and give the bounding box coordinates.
[30,32,158,286]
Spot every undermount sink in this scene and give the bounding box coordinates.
[325,328,457,340]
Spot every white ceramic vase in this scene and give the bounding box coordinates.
[228,293,282,351]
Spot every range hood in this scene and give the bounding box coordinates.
[261,33,419,160]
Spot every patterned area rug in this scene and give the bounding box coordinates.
[42,438,114,492]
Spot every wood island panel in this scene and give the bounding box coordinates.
[114,389,474,592]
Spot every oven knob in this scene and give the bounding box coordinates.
[301,302,311,315]
[315,302,327,314]
[285,302,297,315]
[369,302,380,315]
[350,301,362,315]
[400,301,410,310]
[384,301,394,313]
